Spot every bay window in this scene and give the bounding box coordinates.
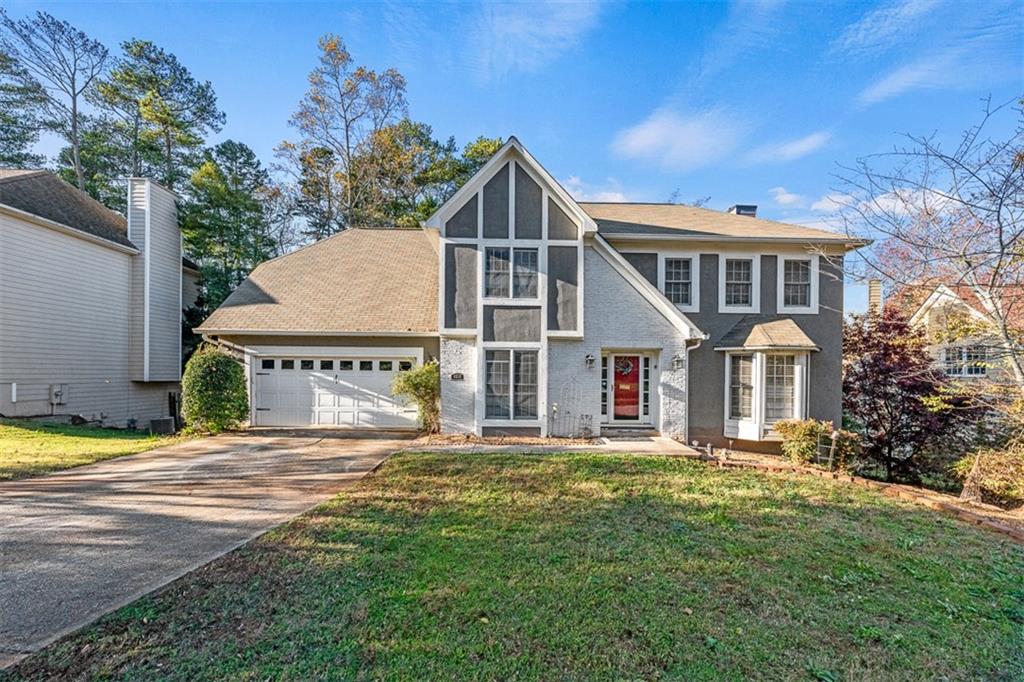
[485,247,538,299]
[725,351,808,439]
[485,349,539,420]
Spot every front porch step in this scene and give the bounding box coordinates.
[601,426,661,441]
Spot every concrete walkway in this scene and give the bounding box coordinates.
[0,432,410,668]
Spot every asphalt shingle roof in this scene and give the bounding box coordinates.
[198,228,439,335]
[580,202,856,243]
[0,169,134,247]
[716,316,819,350]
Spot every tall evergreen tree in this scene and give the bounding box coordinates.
[182,140,274,309]
[0,49,45,167]
[0,10,108,188]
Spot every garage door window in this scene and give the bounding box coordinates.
[320,360,334,370]
[281,360,295,370]
[261,359,275,370]
[379,361,393,371]
[300,360,314,370]
[339,360,353,370]
[359,360,373,371]
[399,361,412,371]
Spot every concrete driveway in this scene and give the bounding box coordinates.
[0,431,411,668]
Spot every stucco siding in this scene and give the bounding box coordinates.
[0,212,172,426]
[686,253,844,450]
[440,336,476,433]
[548,246,689,437]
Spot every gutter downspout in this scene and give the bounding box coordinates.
[683,336,705,446]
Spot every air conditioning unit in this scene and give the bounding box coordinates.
[49,383,69,405]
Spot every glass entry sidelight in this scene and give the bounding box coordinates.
[612,354,642,420]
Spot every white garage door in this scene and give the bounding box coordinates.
[253,355,419,428]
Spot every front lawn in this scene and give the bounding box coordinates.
[8,453,1023,680]
[0,419,182,480]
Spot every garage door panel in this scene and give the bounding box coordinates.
[254,354,418,428]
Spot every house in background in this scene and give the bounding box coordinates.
[0,170,199,428]
[903,283,1021,382]
[199,138,864,451]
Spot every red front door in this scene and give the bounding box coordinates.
[613,355,641,420]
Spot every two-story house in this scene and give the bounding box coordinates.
[199,138,862,450]
[0,170,199,428]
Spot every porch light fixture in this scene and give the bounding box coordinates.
[671,353,685,370]
[584,353,596,369]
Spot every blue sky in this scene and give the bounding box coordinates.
[10,0,1024,311]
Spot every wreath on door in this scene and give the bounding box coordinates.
[614,357,635,376]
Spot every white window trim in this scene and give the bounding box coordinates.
[723,350,808,441]
[943,345,989,377]
[600,352,657,426]
[776,254,819,314]
[479,346,543,424]
[718,254,761,314]
[658,251,700,313]
[482,244,541,301]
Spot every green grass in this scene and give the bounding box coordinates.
[7,453,1023,681]
[0,419,183,480]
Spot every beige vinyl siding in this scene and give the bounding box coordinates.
[0,212,172,425]
[147,183,182,380]
[128,180,147,379]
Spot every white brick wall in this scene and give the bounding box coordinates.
[440,336,477,433]
[548,247,689,438]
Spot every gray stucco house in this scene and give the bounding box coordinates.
[0,170,200,427]
[199,138,862,450]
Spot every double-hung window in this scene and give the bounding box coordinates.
[729,354,754,419]
[778,256,818,312]
[721,257,757,311]
[783,260,811,307]
[945,346,988,377]
[764,355,796,422]
[485,349,539,419]
[485,247,538,299]
[664,258,692,306]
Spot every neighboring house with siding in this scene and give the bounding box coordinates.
[0,170,199,427]
[199,138,863,451]
[903,283,1022,383]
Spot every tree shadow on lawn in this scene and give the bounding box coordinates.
[9,452,1024,682]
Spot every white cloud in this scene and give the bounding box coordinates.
[746,131,831,163]
[769,187,805,207]
[856,53,961,106]
[563,175,630,202]
[611,108,747,171]
[832,0,941,56]
[465,1,603,82]
[811,193,855,212]
[696,0,787,81]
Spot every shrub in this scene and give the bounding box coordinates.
[392,361,440,433]
[181,344,248,434]
[775,419,859,471]
[954,440,1024,508]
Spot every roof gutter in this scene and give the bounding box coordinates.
[195,328,441,337]
[601,232,872,248]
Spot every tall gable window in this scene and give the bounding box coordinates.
[486,246,538,299]
[777,255,819,313]
[944,346,988,377]
[485,349,538,420]
[485,248,510,297]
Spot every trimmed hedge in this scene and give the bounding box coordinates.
[392,361,440,433]
[774,418,860,471]
[181,344,249,434]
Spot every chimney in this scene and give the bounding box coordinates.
[727,204,757,217]
[867,279,883,313]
